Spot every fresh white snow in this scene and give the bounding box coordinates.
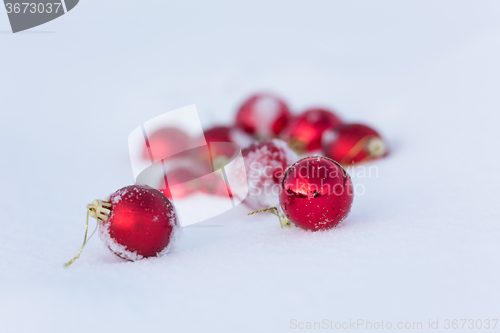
[1,1,499,332]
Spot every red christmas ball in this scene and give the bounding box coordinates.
[323,123,387,165]
[242,139,298,210]
[199,125,253,169]
[159,167,198,200]
[99,185,178,260]
[203,125,233,143]
[143,127,192,161]
[235,93,292,138]
[282,108,342,153]
[203,125,239,160]
[278,156,353,231]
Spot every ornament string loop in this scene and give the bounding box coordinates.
[287,137,307,155]
[63,200,111,268]
[248,206,293,228]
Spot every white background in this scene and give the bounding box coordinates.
[1,1,499,332]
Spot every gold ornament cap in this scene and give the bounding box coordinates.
[86,200,112,222]
[366,137,387,158]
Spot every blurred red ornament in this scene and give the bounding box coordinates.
[235,93,292,138]
[242,139,298,210]
[143,127,192,161]
[203,126,238,160]
[282,108,342,153]
[159,167,198,200]
[323,123,387,165]
[204,125,233,143]
[278,156,353,231]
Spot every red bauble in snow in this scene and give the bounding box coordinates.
[159,167,198,200]
[203,125,237,159]
[242,139,298,210]
[64,185,178,266]
[204,125,233,143]
[99,185,178,260]
[143,127,192,161]
[203,125,253,148]
[235,93,292,138]
[199,125,253,172]
[282,108,342,153]
[278,156,353,231]
[323,123,387,165]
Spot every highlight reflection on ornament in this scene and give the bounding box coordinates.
[235,93,292,138]
[278,156,354,231]
[282,108,342,153]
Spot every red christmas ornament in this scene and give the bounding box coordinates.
[235,93,292,138]
[275,156,353,231]
[159,167,198,199]
[199,125,253,170]
[242,139,298,210]
[203,125,239,160]
[282,108,342,153]
[143,127,192,161]
[203,125,233,143]
[64,185,178,266]
[323,123,387,165]
[203,125,253,149]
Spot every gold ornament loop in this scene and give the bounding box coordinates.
[287,137,307,155]
[248,206,294,228]
[366,137,386,157]
[339,135,387,165]
[63,200,111,268]
[87,200,111,222]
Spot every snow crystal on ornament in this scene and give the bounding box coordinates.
[242,139,299,211]
[98,223,144,261]
[230,128,254,149]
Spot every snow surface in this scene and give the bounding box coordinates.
[1,1,500,332]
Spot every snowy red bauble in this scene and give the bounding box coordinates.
[323,123,387,165]
[235,93,292,138]
[282,108,342,153]
[143,127,191,161]
[99,185,178,260]
[278,156,353,231]
[242,139,298,210]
